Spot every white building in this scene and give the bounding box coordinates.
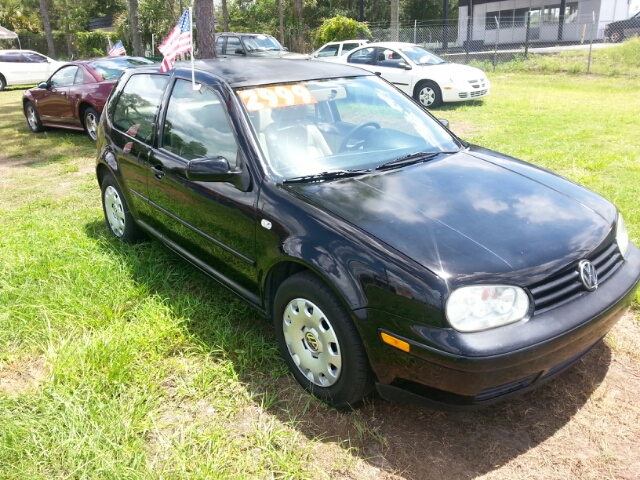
[458,0,638,45]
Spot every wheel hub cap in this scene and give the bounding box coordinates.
[104,185,125,237]
[282,298,342,387]
[419,88,435,106]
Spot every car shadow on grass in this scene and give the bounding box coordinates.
[85,219,612,480]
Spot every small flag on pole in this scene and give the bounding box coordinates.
[108,40,126,57]
[158,9,192,73]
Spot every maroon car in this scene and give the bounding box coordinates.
[22,56,153,140]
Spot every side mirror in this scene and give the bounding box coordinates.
[38,82,49,89]
[235,48,245,55]
[186,156,233,182]
[438,118,450,128]
[397,61,412,70]
[283,47,289,52]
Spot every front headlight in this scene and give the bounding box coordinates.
[616,212,629,258]
[446,285,530,332]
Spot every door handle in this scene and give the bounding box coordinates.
[151,165,164,179]
[60,91,67,95]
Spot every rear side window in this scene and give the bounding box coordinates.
[112,73,169,144]
[341,43,361,54]
[0,53,22,62]
[162,79,238,167]
[317,45,339,57]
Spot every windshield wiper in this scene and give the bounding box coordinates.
[284,169,371,184]
[376,151,456,171]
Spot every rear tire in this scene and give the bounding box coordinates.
[24,101,44,133]
[100,173,145,243]
[414,80,443,109]
[274,271,375,408]
[610,31,623,43]
[83,106,100,141]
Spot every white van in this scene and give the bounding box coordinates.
[0,50,64,91]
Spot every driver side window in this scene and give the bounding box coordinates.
[50,66,78,87]
[347,47,375,65]
[162,79,238,166]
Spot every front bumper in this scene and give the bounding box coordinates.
[359,243,640,410]
[442,82,490,103]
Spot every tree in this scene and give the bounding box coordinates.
[39,0,56,57]
[127,0,143,56]
[314,15,371,48]
[194,0,216,58]
[390,0,399,41]
[221,0,229,32]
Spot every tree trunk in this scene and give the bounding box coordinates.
[194,0,216,59]
[128,0,144,57]
[294,0,302,25]
[39,0,55,58]
[390,0,399,41]
[278,0,284,45]
[222,0,229,32]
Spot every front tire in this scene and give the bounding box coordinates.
[274,271,375,407]
[83,106,100,141]
[100,173,145,243]
[25,101,44,133]
[414,80,443,109]
[0,75,6,92]
[610,31,623,43]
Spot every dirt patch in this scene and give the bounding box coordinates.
[255,312,640,479]
[0,356,47,397]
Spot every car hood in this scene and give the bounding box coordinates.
[287,147,616,285]
[249,51,309,59]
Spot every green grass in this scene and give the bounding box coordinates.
[1,64,639,478]
[470,37,640,76]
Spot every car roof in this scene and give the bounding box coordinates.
[0,49,40,54]
[359,42,419,49]
[164,57,374,88]
[219,32,275,37]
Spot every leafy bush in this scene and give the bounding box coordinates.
[313,15,370,48]
[12,30,120,60]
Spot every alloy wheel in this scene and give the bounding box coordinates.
[85,112,98,140]
[419,87,435,107]
[27,106,38,130]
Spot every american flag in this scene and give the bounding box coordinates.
[108,40,126,57]
[158,9,192,73]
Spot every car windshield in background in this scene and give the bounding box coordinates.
[399,46,448,65]
[241,35,283,51]
[88,57,154,80]
[237,75,460,181]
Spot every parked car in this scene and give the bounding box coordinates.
[22,56,153,140]
[605,11,640,43]
[310,39,370,62]
[215,32,308,59]
[96,58,639,410]
[0,49,64,91]
[335,41,489,108]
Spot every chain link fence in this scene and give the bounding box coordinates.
[365,16,632,73]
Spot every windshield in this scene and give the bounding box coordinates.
[241,35,284,51]
[237,75,460,181]
[88,57,154,80]
[399,46,448,65]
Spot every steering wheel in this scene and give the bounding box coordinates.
[338,122,381,152]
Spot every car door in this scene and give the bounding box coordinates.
[108,72,170,223]
[146,77,260,300]
[625,12,640,38]
[225,36,244,56]
[2,52,28,84]
[36,65,77,124]
[21,52,53,84]
[370,47,412,95]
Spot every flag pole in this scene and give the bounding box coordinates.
[190,7,198,90]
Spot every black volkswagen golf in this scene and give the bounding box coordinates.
[96,58,640,409]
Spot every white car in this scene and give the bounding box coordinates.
[310,40,369,62]
[335,42,490,108]
[0,50,64,91]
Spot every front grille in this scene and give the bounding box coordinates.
[470,89,488,97]
[458,93,468,98]
[528,241,623,315]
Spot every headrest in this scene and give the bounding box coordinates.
[271,105,308,125]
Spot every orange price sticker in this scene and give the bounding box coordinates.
[238,85,317,112]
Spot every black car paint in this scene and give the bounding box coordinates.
[96,58,640,408]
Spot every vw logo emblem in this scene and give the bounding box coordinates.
[305,332,319,352]
[578,260,598,291]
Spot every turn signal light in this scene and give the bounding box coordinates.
[380,332,410,353]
